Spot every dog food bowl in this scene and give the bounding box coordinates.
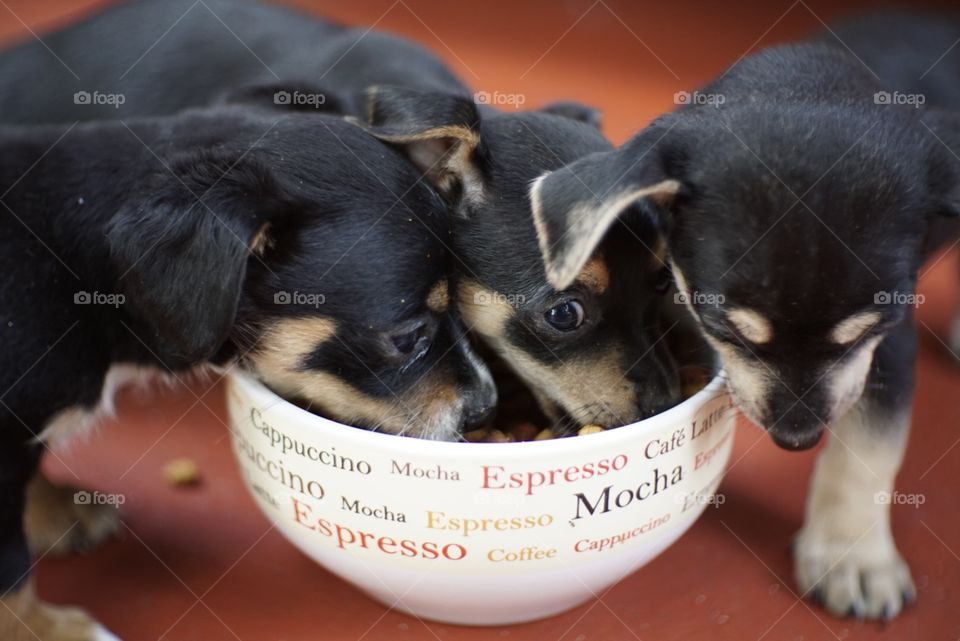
[226,370,735,625]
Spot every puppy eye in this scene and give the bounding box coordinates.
[544,300,585,332]
[385,318,434,365]
[655,268,672,295]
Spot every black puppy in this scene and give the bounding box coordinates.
[0,107,495,640]
[530,13,960,620]
[0,0,682,431]
[361,89,683,431]
[0,0,465,122]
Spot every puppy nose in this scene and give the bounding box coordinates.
[462,401,496,430]
[768,405,826,451]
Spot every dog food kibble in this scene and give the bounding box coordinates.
[163,458,201,486]
[509,422,541,442]
[577,425,605,436]
[464,428,491,443]
[534,428,556,441]
[486,429,515,443]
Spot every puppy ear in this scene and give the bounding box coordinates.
[361,86,484,202]
[529,130,681,290]
[216,81,349,115]
[539,101,602,129]
[108,151,295,367]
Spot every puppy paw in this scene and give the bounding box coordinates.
[24,477,121,557]
[2,585,122,641]
[794,531,915,620]
[34,606,122,641]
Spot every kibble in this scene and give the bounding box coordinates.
[577,425,605,437]
[163,458,201,486]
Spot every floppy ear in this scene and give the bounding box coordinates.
[108,151,296,367]
[529,130,682,290]
[539,101,602,129]
[361,86,484,202]
[216,80,349,115]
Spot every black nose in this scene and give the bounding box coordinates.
[463,401,496,429]
[768,405,826,451]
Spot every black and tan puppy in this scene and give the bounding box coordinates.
[0,0,682,432]
[0,107,495,640]
[530,13,960,620]
[361,89,683,431]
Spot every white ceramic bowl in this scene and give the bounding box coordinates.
[226,371,735,625]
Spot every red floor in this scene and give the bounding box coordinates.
[4,0,960,639]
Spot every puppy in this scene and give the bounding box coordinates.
[529,13,960,619]
[0,0,683,432]
[0,0,466,123]
[0,107,495,640]
[359,88,683,431]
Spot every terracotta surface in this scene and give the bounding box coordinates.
[2,0,959,639]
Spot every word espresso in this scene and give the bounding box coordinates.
[292,498,467,561]
[426,511,553,537]
[481,454,628,496]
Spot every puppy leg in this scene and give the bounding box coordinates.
[1,581,120,641]
[0,447,119,641]
[794,401,913,620]
[24,474,120,557]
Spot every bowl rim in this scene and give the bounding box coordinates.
[228,369,730,456]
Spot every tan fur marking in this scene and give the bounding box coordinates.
[576,257,610,294]
[249,222,272,255]
[249,317,464,438]
[830,311,882,345]
[457,280,516,338]
[373,125,480,150]
[427,280,449,313]
[0,581,119,641]
[727,307,774,345]
[499,342,642,428]
[24,475,120,557]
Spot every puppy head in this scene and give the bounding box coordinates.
[361,88,681,429]
[109,113,495,439]
[531,106,960,448]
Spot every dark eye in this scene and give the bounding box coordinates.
[655,268,673,295]
[385,318,434,365]
[544,300,585,332]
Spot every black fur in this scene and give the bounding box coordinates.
[360,88,682,427]
[0,108,497,599]
[0,0,468,122]
[534,15,960,445]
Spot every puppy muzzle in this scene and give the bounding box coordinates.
[767,404,826,451]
